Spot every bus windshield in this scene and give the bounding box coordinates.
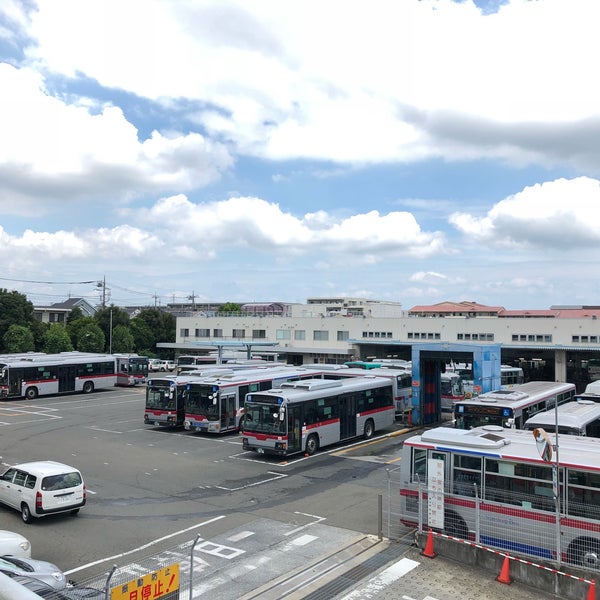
[185,385,220,419]
[243,403,285,435]
[146,385,176,410]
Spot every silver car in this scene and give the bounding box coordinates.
[0,554,66,590]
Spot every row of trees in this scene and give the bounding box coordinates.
[0,289,176,357]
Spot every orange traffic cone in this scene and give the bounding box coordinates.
[496,555,512,585]
[587,579,596,600]
[421,529,436,558]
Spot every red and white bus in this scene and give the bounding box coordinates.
[0,352,117,399]
[399,425,600,569]
[113,353,149,386]
[183,366,324,434]
[453,381,576,430]
[241,376,395,456]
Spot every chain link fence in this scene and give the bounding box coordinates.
[386,466,600,572]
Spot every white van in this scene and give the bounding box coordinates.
[0,461,86,523]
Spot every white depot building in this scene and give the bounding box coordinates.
[160,298,600,391]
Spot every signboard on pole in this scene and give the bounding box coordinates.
[111,564,180,600]
[428,458,445,529]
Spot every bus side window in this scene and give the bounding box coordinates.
[412,448,427,483]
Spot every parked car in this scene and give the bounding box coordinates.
[0,530,31,558]
[9,574,104,599]
[0,554,66,590]
[148,358,165,372]
[0,461,86,523]
[165,359,176,371]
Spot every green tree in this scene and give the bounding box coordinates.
[3,324,35,353]
[111,325,135,353]
[43,325,74,353]
[130,318,154,354]
[94,306,131,352]
[67,306,84,324]
[219,302,241,314]
[76,323,105,352]
[134,308,175,354]
[0,289,35,351]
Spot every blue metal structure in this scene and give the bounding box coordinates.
[410,343,501,426]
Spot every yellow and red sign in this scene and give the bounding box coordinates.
[110,563,180,600]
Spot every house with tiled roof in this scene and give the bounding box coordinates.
[33,297,97,324]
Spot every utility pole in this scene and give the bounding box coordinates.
[187,292,196,310]
[97,277,107,308]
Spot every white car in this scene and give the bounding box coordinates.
[0,461,86,523]
[0,531,31,558]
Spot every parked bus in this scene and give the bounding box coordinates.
[441,372,465,412]
[176,355,218,373]
[453,381,576,430]
[500,365,525,389]
[241,376,395,456]
[0,352,117,400]
[183,366,324,434]
[315,367,412,419]
[144,373,203,427]
[113,353,148,386]
[343,361,385,370]
[399,425,600,568]
[523,400,600,437]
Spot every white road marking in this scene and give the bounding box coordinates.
[215,471,287,491]
[227,531,255,542]
[64,515,226,575]
[337,558,420,600]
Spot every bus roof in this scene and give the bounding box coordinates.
[186,366,326,387]
[456,381,575,409]
[406,425,600,470]
[246,376,393,404]
[523,400,600,430]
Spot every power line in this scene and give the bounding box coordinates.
[0,277,97,285]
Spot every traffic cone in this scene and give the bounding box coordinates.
[587,579,596,600]
[496,556,512,585]
[421,529,436,558]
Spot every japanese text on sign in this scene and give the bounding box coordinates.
[110,563,180,600]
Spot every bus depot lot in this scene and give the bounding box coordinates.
[0,387,554,600]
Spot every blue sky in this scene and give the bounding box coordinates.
[0,0,599,310]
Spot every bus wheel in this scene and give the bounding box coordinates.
[567,537,600,569]
[25,387,38,400]
[21,503,33,524]
[363,419,375,440]
[305,434,319,456]
[444,510,468,539]
[82,381,94,394]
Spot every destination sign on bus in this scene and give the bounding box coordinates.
[455,405,513,417]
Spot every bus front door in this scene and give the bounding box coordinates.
[287,406,302,454]
[220,394,236,430]
[339,394,357,440]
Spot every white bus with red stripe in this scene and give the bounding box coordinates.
[183,366,325,434]
[399,425,600,569]
[241,377,395,456]
[0,352,117,399]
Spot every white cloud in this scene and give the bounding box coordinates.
[450,177,600,248]
[0,63,233,214]
[3,0,598,171]
[134,195,448,259]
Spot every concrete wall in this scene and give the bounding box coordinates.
[415,531,596,600]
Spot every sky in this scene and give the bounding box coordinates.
[1,0,600,311]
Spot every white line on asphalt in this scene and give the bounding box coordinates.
[214,471,287,491]
[336,558,420,600]
[63,515,226,575]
